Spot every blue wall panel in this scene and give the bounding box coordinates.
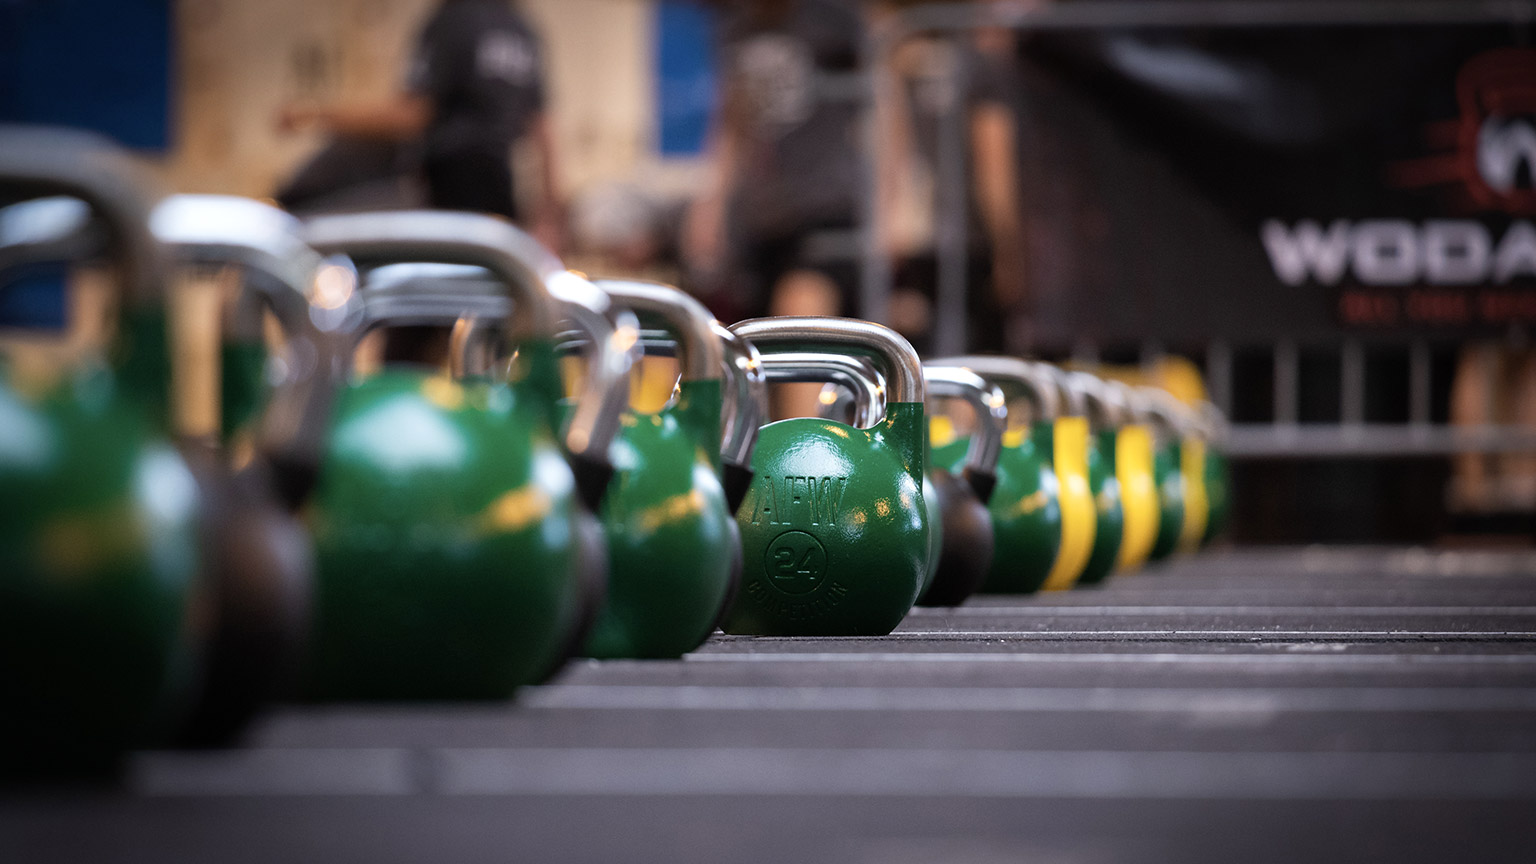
[655,1,717,157]
[0,0,173,151]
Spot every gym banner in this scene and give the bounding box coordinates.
[1007,21,1536,345]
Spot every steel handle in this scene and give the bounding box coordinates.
[716,323,767,474]
[1197,400,1228,443]
[301,210,561,340]
[729,316,923,405]
[931,355,1061,423]
[545,271,639,484]
[0,125,167,309]
[757,352,885,429]
[922,364,1006,481]
[1133,386,1194,440]
[1064,370,1129,430]
[594,280,723,384]
[359,262,510,334]
[150,194,338,506]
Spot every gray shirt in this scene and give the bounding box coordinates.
[407,0,546,159]
[721,0,864,242]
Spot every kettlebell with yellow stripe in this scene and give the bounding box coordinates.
[1106,380,1160,573]
[1034,364,1096,591]
[1065,372,1126,587]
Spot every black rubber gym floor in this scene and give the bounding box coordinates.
[8,547,1536,864]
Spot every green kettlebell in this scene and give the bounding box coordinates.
[1199,401,1232,545]
[360,261,636,671]
[580,280,738,658]
[0,130,319,773]
[805,355,950,599]
[635,321,768,633]
[1140,388,1187,562]
[437,275,746,658]
[761,352,901,589]
[932,357,1063,595]
[918,366,1006,607]
[725,317,929,636]
[1062,372,1126,587]
[299,211,621,700]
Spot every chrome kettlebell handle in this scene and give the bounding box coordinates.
[358,262,510,337]
[150,194,341,506]
[1196,400,1227,443]
[629,321,768,507]
[717,322,768,487]
[1133,386,1193,442]
[0,126,167,310]
[729,317,923,405]
[1064,371,1130,430]
[595,280,723,385]
[921,364,1006,489]
[765,352,886,429]
[544,272,641,502]
[302,210,561,342]
[931,355,1060,425]
[1031,362,1087,418]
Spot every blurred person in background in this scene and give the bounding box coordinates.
[879,0,1034,354]
[966,0,1055,356]
[685,0,866,327]
[276,0,563,367]
[276,0,563,252]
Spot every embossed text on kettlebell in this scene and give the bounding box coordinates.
[764,530,828,594]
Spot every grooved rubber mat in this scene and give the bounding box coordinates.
[8,547,1536,863]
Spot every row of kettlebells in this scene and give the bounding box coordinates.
[0,127,1226,776]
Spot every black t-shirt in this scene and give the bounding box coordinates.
[720,0,864,243]
[407,0,546,160]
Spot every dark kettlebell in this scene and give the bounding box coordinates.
[150,193,335,745]
[917,366,1006,607]
[298,211,624,699]
[0,129,318,773]
[932,357,1063,595]
[725,317,929,636]
[1063,371,1125,588]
